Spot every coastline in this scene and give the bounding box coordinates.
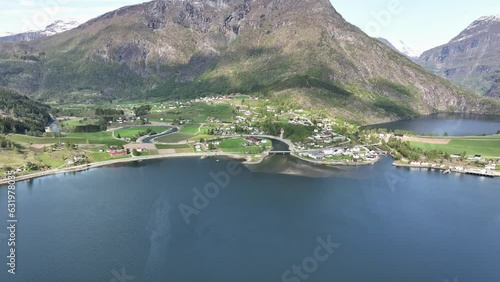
[0,152,246,186]
[0,150,384,185]
[291,152,380,166]
[3,150,497,186]
[393,161,499,178]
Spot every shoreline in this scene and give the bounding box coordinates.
[3,151,498,186]
[0,150,384,185]
[0,152,246,185]
[393,161,499,178]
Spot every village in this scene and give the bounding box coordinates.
[2,94,499,179]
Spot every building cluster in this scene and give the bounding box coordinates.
[300,146,380,161]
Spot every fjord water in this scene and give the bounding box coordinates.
[1,115,500,282]
[1,157,500,282]
[364,113,500,135]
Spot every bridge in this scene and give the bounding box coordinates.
[268,151,291,155]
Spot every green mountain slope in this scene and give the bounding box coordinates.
[0,0,498,123]
[0,88,52,134]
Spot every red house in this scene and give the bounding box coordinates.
[109,149,128,157]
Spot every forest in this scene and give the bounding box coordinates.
[0,88,52,134]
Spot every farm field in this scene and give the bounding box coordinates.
[219,138,263,154]
[155,144,194,153]
[410,136,500,158]
[8,132,127,146]
[155,133,194,143]
[148,103,235,123]
[180,124,202,134]
[61,118,85,126]
[114,126,169,138]
[86,152,131,163]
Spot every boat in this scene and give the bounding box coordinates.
[442,169,451,174]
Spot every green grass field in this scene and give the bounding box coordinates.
[155,133,194,143]
[220,138,245,148]
[410,136,500,158]
[155,144,192,150]
[61,118,85,126]
[86,152,131,162]
[114,126,169,138]
[147,102,235,123]
[8,132,127,146]
[37,152,67,168]
[180,124,201,134]
[219,138,263,154]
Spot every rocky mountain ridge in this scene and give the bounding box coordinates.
[419,14,500,97]
[0,20,80,43]
[0,0,498,123]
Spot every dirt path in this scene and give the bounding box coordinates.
[400,136,452,144]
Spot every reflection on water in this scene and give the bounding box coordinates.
[247,154,344,178]
[363,113,500,136]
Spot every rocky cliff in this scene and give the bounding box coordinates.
[419,15,500,97]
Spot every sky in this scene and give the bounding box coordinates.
[0,0,499,54]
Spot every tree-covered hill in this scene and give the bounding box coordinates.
[0,88,52,134]
[0,0,499,123]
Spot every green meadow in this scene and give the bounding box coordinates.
[410,135,500,158]
[114,126,169,138]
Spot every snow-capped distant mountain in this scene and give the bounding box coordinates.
[391,40,422,58]
[42,19,80,36]
[0,19,80,43]
[377,38,422,60]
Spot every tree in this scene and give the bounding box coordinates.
[444,132,449,136]
[461,151,467,159]
[117,133,121,139]
[132,149,139,156]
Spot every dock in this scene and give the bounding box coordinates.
[393,162,499,178]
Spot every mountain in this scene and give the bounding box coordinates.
[0,88,52,134]
[419,14,500,98]
[377,38,421,59]
[0,20,80,43]
[0,0,498,123]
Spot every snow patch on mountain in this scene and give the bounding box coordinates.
[0,19,80,41]
[477,14,500,22]
[391,40,422,58]
[41,19,80,36]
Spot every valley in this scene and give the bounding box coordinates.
[1,93,499,183]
